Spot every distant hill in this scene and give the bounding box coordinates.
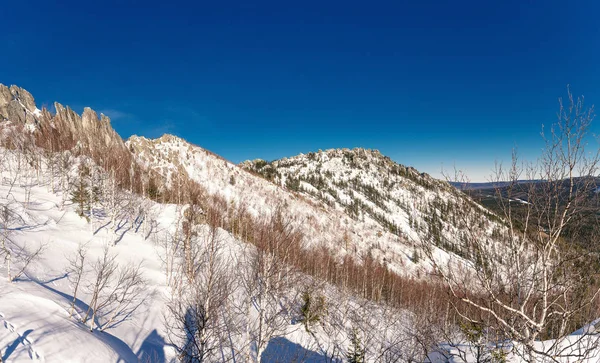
[449,180,541,190]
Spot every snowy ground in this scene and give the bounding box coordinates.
[0,178,169,362]
[0,178,383,362]
[1,151,599,362]
[0,157,355,362]
[427,330,600,363]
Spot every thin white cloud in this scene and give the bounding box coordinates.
[99,109,132,120]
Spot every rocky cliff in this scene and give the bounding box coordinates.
[0,83,126,154]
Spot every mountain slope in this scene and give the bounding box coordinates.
[127,135,420,275]
[0,154,170,362]
[241,148,503,261]
[128,136,503,277]
[0,83,505,279]
[1,84,597,362]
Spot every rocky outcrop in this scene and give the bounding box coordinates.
[0,84,39,125]
[51,103,124,152]
[0,83,127,154]
[0,83,137,188]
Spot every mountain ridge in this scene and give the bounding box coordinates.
[4,83,585,362]
[0,84,504,279]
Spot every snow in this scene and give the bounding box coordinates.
[0,148,407,362]
[24,123,36,133]
[126,136,438,278]
[0,284,136,362]
[428,332,600,363]
[0,138,596,362]
[1,175,597,362]
[242,147,511,276]
[0,173,167,362]
[0,143,463,362]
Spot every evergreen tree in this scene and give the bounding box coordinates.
[146,176,160,200]
[71,165,90,217]
[346,328,365,363]
[285,176,301,192]
[411,248,420,263]
[298,290,325,333]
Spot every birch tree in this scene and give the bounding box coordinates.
[82,247,146,331]
[67,243,87,318]
[430,89,600,362]
[238,211,304,362]
[0,202,44,282]
[165,221,231,362]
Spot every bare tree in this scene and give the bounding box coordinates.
[158,209,185,287]
[181,182,204,280]
[0,203,13,280]
[162,193,243,362]
[430,89,600,362]
[100,261,146,331]
[57,151,76,210]
[82,246,118,330]
[238,211,304,362]
[67,243,87,318]
[0,201,45,282]
[82,246,146,331]
[165,221,232,362]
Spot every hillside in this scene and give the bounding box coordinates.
[127,135,507,279]
[2,84,596,362]
[1,83,506,280]
[0,133,434,362]
[241,148,504,263]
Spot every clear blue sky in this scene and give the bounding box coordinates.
[2,0,599,181]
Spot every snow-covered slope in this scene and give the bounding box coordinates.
[0,149,596,362]
[1,85,599,363]
[0,150,426,362]
[0,81,505,278]
[0,161,169,362]
[241,148,500,249]
[246,148,507,266]
[127,135,485,277]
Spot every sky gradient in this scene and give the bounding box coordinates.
[2,0,600,181]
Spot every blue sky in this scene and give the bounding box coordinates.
[2,0,599,181]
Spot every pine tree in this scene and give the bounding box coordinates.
[346,328,365,363]
[71,165,90,217]
[299,290,325,332]
[411,248,420,263]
